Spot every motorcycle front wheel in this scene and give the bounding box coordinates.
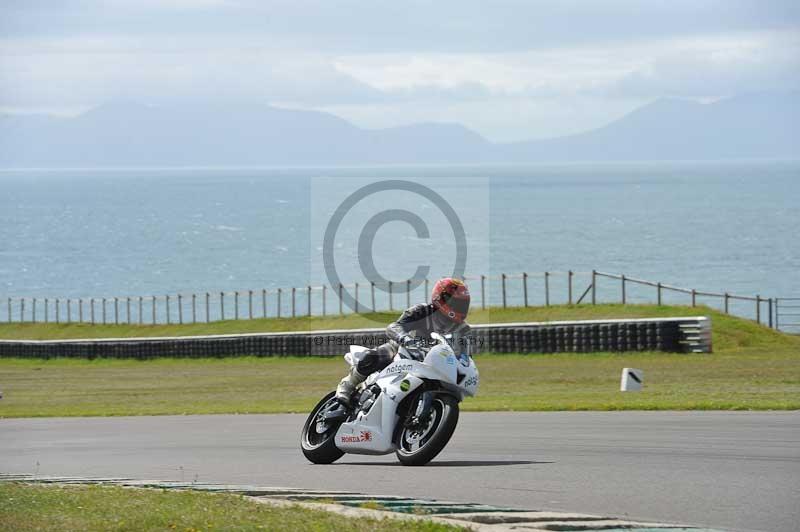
[300,391,346,464]
[395,393,459,466]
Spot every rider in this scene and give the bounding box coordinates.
[336,277,472,406]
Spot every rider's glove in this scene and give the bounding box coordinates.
[400,335,425,360]
[399,334,416,347]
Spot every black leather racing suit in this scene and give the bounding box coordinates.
[356,303,471,376]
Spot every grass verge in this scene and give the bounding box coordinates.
[0,305,797,416]
[0,482,459,532]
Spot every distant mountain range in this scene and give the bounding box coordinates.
[0,92,797,167]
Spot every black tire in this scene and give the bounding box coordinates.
[300,391,345,464]
[395,394,460,466]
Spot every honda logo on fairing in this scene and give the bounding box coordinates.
[340,431,373,443]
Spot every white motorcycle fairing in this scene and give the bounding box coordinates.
[334,337,479,455]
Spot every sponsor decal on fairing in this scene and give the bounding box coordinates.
[340,431,373,443]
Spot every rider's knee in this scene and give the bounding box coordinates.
[356,349,380,374]
[356,343,395,375]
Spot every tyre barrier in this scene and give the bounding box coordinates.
[0,317,711,359]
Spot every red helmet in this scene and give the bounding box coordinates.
[431,278,470,323]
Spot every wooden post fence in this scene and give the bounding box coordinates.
[568,270,573,305]
[523,272,528,307]
[544,271,550,307]
[12,271,784,328]
[756,295,761,324]
[621,274,626,304]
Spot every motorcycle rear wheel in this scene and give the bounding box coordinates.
[395,394,459,466]
[300,391,346,464]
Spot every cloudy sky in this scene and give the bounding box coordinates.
[1,1,799,141]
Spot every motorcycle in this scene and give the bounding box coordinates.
[300,332,479,466]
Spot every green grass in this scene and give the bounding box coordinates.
[0,482,460,532]
[0,303,759,340]
[0,305,798,416]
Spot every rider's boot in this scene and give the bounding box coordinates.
[336,366,367,407]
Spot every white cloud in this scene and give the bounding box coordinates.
[3,1,798,53]
[1,4,798,142]
[333,30,800,100]
[104,0,236,8]
[603,31,800,98]
[306,29,797,140]
[0,37,383,108]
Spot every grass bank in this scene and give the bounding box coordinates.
[0,305,797,416]
[0,482,458,532]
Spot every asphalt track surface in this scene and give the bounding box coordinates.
[2,412,798,532]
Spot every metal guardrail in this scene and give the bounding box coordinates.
[591,271,784,330]
[776,298,800,333]
[0,270,791,332]
[0,317,712,359]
